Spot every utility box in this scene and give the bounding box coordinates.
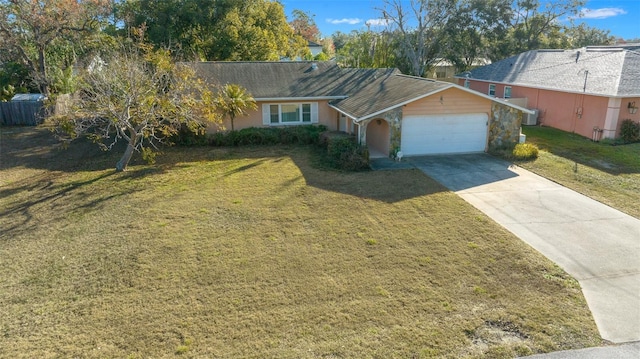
[523,109,539,126]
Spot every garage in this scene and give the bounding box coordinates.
[400,113,488,155]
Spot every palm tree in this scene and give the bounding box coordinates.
[217,84,257,131]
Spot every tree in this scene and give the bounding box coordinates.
[290,9,320,42]
[121,0,307,61]
[217,84,257,131]
[507,0,584,54]
[379,0,461,76]
[0,61,34,96]
[320,37,336,59]
[470,0,584,60]
[441,0,586,68]
[0,0,111,96]
[336,30,397,69]
[563,23,615,47]
[212,0,306,61]
[332,31,350,52]
[54,36,220,171]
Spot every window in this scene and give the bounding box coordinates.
[464,79,470,88]
[504,86,512,99]
[281,104,299,123]
[269,105,279,124]
[263,103,317,125]
[302,104,311,122]
[488,84,496,97]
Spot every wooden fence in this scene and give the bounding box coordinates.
[0,101,45,126]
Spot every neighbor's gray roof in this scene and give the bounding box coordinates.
[457,47,640,97]
[188,61,525,121]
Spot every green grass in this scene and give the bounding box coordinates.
[515,126,640,219]
[0,127,603,358]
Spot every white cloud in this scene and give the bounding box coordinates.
[580,8,627,19]
[326,18,362,25]
[365,18,390,27]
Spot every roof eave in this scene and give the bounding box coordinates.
[332,82,534,121]
[337,84,457,123]
[454,77,639,99]
[328,104,359,121]
[452,84,535,114]
[256,96,348,102]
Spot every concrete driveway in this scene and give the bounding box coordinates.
[408,154,640,344]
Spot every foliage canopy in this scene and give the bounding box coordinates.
[119,0,308,61]
[54,36,221,171]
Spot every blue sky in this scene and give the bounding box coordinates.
[282,0,639,40]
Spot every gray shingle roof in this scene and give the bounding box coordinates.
[330,73,449,119]
[188,61,452,119]
[188,61,528,121]
[458,47,640,97]
[189,61,347,99]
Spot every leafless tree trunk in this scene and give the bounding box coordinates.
[379,0,458,77]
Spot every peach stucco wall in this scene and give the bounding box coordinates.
[207,100,340,132]
[404,87,492,116]
[620,98,640,132]
[366,119,390,155]
[360,87,493,157]
[459,79,626,139]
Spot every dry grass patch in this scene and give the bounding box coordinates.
[0,127,602,358]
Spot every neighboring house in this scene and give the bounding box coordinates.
[190,61,532,158]
[426,58,491,82]
[455,46,640,140]
[307,41,324,57]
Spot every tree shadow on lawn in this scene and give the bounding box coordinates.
[0,170,136,241]
[1,125,130,172]
[1,126,446,204]
[183,144,448,203]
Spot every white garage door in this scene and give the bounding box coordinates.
[401,113,488,155]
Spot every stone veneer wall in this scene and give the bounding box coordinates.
[358,108,403,158]
[490,102,523,149]
[382,108,403,158]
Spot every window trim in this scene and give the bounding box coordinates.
[488,84,496,97]
[263,102,318,126]
[504,86,512,99]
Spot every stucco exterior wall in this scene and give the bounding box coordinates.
[366,118,390,156]
[460,79,621,139]
[404,87,491,116]
[358,108,402,158]
[619,97,640,133]
[207,100,339,133]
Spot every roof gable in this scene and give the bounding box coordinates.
[187,61,531,120]
[458,47,640,97]
[330,74,450,120]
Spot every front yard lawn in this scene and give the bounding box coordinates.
[516,126,640,219]
[0,127,602,358]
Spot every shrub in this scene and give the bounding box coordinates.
[171,123,208,146]
[208,125,327,146]
[512,143,539,160]
[325,133,369,171]
[619,119,640,143]
[599,137,625,146]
